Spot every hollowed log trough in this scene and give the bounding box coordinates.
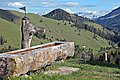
[0,42,74,77]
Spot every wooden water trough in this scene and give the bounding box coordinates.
[0,41,74,77]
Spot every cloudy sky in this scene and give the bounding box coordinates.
[0,0,120,16]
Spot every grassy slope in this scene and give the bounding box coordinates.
[0,19,41,51]
[0,10,110,51]
[11,59,120,80]
[0,18,21,48]
[25,13,110,50]
[83,21,115,35]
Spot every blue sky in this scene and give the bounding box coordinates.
[0,0,120,16]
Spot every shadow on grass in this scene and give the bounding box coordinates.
[66,58,120,69]
[86,60,120,69]
[0,9,20,22]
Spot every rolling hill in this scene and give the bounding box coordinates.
[95,7,120,32]
[43,9,114,32]
[43,9,119,42]
[0,9,113,52]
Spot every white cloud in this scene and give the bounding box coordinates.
[64,2,79,7]
[63,8,72,13]
[41,2,50,5]
[86,10,98,15]
[41,1,55,7]
[8,2,25,7]
[40,1,79,8]
[77,10,110,19]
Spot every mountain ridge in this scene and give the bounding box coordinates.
[43,8,87,24]
[44,8,120,43]
[95,7,120,32]
[43,8,110,30]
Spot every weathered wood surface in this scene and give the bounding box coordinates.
[0,42,74,77]
[21,16,45,49]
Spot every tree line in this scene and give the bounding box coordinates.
[72,23,120,43]
[97,49,120,65]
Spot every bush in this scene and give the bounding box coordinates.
[0,35,7,45]
[118,42,120,47]
[39,20,43,22]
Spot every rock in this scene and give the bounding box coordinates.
[0,41,74,77]
[44,66,79,75]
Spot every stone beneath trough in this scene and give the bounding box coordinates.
[44,66,79,75]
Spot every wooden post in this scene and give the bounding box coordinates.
[105,52,107,62]
[21,16,30,49]
[90,52,94,61]
[82,51,86,63]
[21,16,45,49]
